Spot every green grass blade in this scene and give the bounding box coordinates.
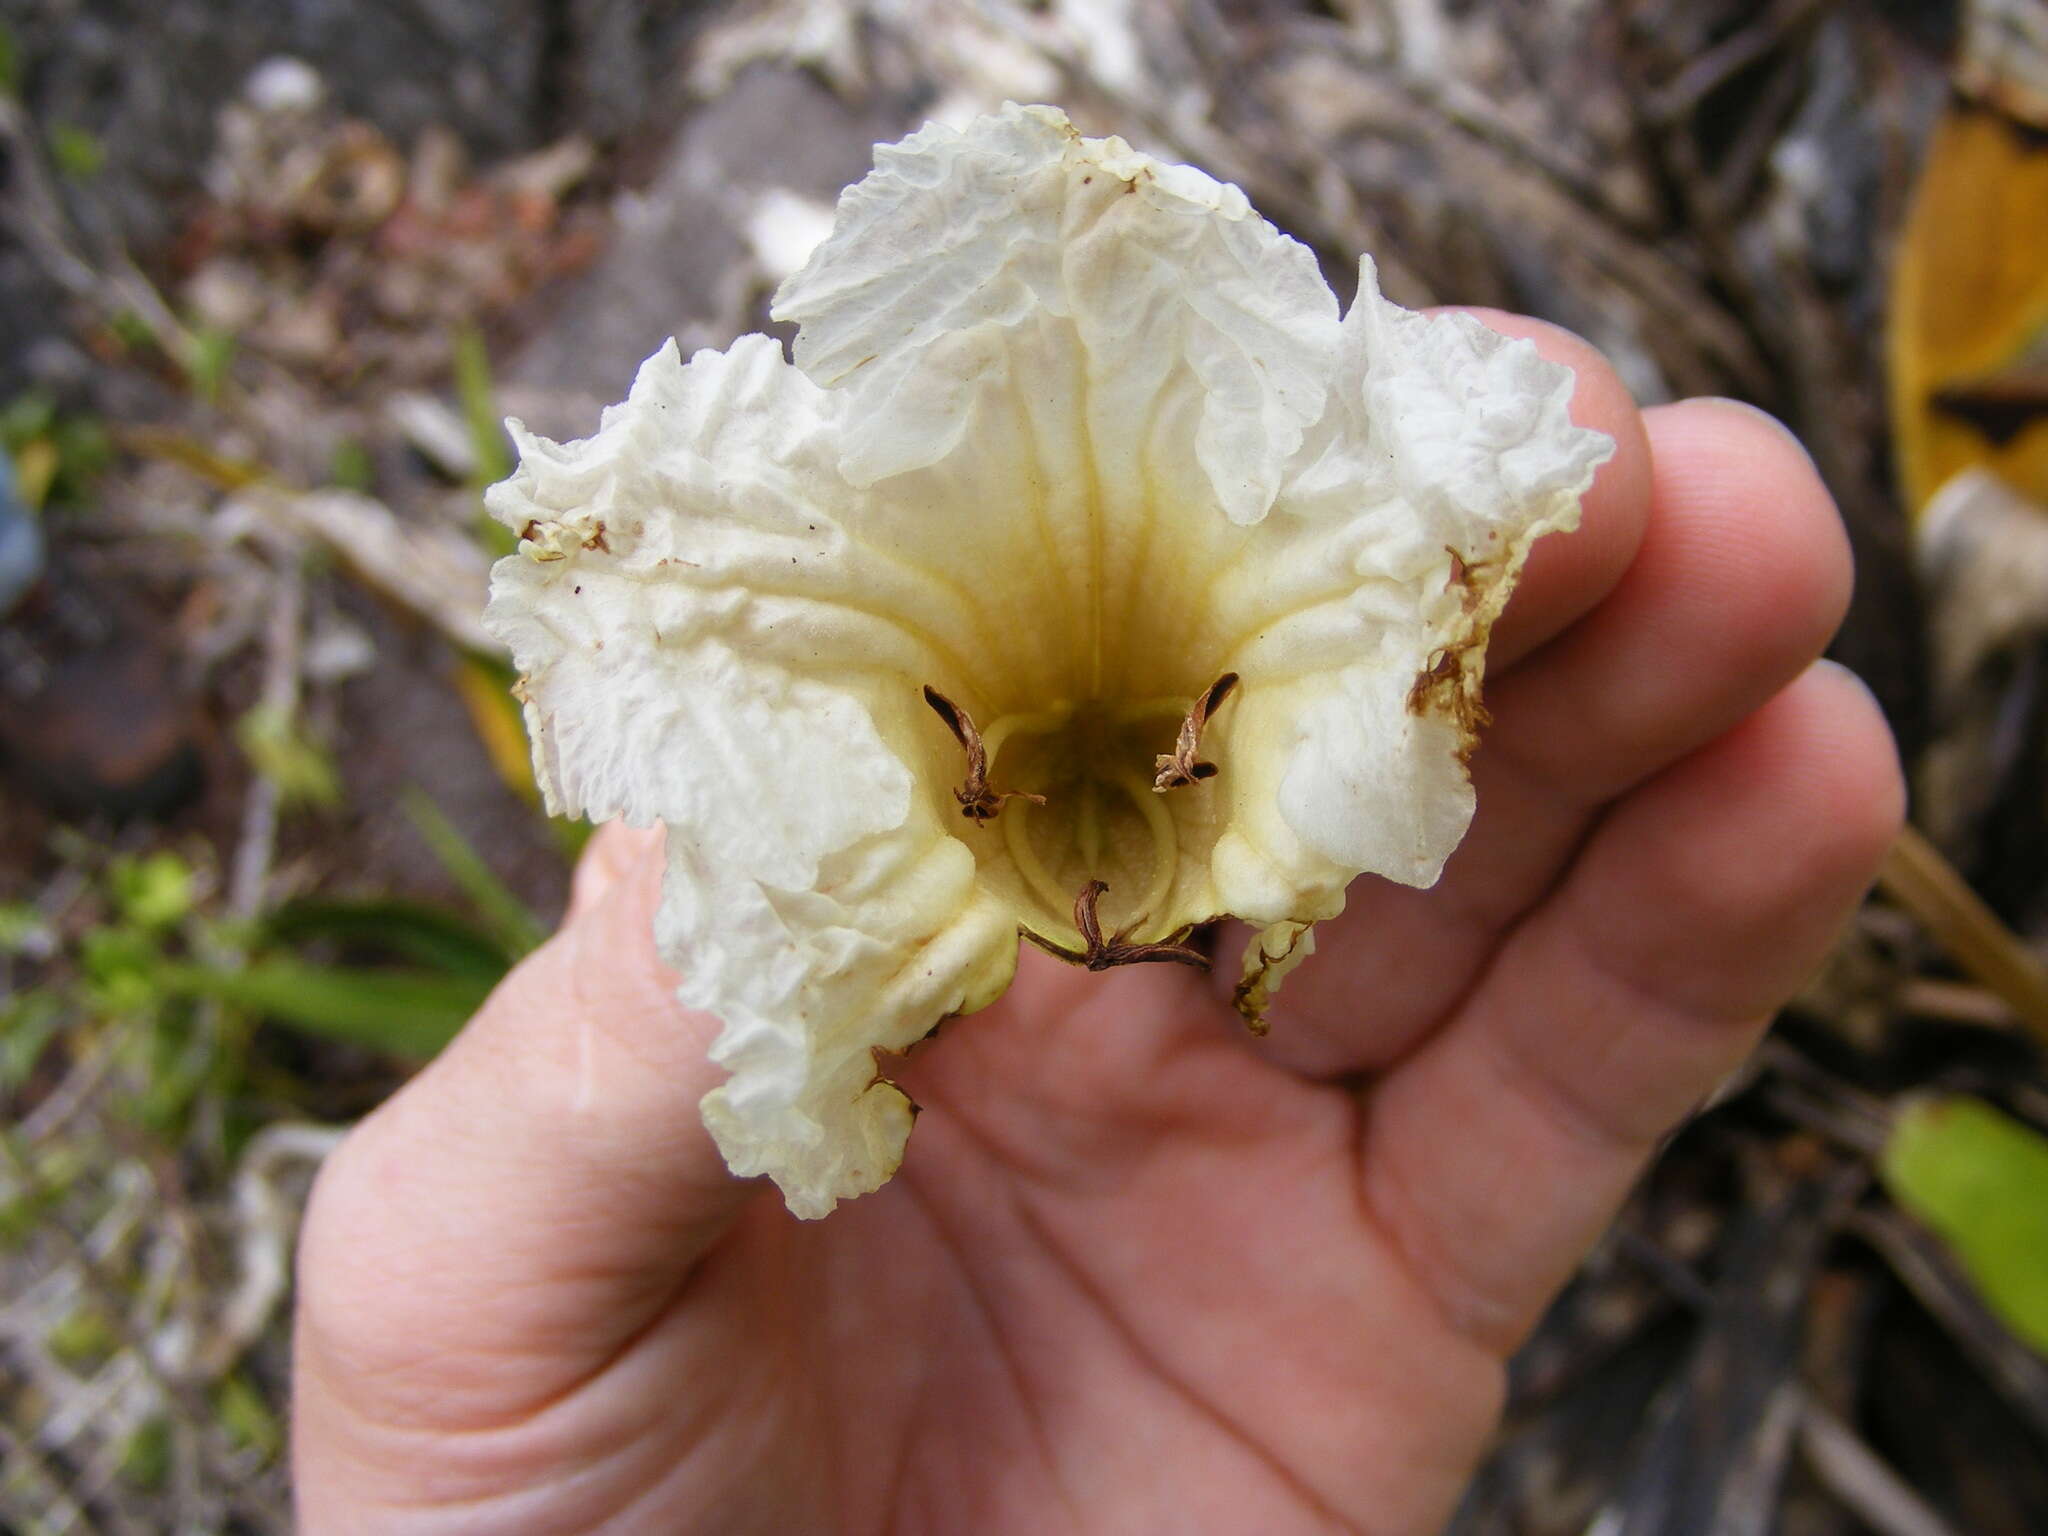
[402,790,548,959]
[159,960,490,1058]
[263,897,515,978]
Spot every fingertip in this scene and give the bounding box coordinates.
[565,820,667,920]
[1694,658,1904,915]
[1483,389,1859,809]
[1688,395,1819,466]
[1754,658,1908,879]
[1442,310,1654,665]
[1580,657,1904,1021]
[1641,397,1853,660]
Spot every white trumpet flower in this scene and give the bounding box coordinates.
[483,105,1612,1218]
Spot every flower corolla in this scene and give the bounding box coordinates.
[483,105,1613,1217]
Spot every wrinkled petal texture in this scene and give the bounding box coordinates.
[483,104,1612,1217]
[1238,261,1612,906]
[485,338,1018,1217]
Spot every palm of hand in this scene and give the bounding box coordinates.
[619,969,1499,1535]
[293,343,1901,1536]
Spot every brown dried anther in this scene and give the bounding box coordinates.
[923,686,1047,823]
[1153,672,1240,792]
[1024,879,1210,972]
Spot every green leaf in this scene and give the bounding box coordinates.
[0,1191,50,1246]
[0,989,63,1086]
[182,324,239,405]
[235,704,342,810]
[159,960,487,1057]
[452,324,512,490]
[0,901,52,957]
[1881,1095,2048,1354]
[263,896,515,977]
[0,1133,76,1243]
[120,1418,171,1490]
[214,1372,282,1459]
[80,926,165,1017]
[330,437,375,492]
[48,1305,118,1370]
[109,851,195,931]
[0,390,54,450]
[402,790,546,958]
[53,413,111,483]
[106,309,155,355]
[50,124,104,181]
[0,23,19,98]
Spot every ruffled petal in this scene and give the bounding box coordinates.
[679,830,1018,1219]
[1197,259,1613,942]
[772,102,1340,526]
[484,335,994,839]
[482,335,1018,1215]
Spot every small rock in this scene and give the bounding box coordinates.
[0,644,203,820]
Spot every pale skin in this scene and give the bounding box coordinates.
[292,315,1906,1534]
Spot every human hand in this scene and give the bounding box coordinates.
[291,319,1902,1534]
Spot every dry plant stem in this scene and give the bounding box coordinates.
[1848,1206,2048,1443]
[0,1137,238,1513]
[1160,6,1771,393]
[1021,878,1209,972]
[1896,976,2021,1028]
[923,686,1047,822]
[1754,1039,1894,1155]
[1643,0,1835,124]
[0,1420,107,1536]
[263,488,498,654]
[1875,824,2048,1044]
[1206,2,1649,239]
[231,560,307,920]
[0,96,193,364]
[201,1123,346,1378]
[16,1033,119,1145]
[1797,1392,1962,1536]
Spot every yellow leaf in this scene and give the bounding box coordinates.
[1889,102,2048,515]
[452,653,538,806]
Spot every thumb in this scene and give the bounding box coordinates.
[295,822,755,1431]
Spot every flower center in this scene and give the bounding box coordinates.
[926,680,1237,958]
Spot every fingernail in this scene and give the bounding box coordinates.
[1811,655,1868,691]
[1696,396,1817,466]
[1809,656,1885,712]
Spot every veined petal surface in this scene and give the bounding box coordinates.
[773,102,1339,525]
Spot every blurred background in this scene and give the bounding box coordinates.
[1,0,2045,1529]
